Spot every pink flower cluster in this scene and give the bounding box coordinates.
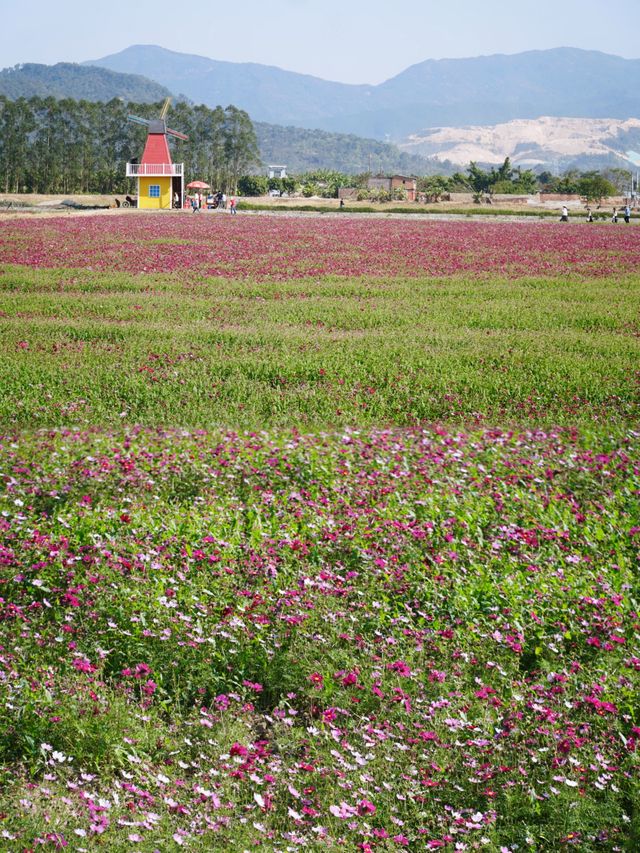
[1,213,639,279]
[0,425,638,849]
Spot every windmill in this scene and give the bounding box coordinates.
[125,98,189,209]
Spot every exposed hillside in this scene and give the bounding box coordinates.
[0,62,171,103]
[255,122,440,175]
[400,116,640,171]
[87,45,640,139]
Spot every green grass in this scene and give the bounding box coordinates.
[1,265,639,429]
[0,265,638,429]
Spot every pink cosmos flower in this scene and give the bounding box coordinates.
[357,799,376,815]
[134,663,151,678]
[72,657,96,674]
[388,660,412,677]
[322,707,337,723]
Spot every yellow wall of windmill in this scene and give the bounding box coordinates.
[138,177,172,209]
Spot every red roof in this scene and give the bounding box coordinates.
[141,132,172,166]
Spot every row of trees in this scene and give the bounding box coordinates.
[419,160,621,203]
[537,168,624,200]
[0,96,260,195]
[238,170,353,199]
[238,161,624,205]
[239,162,542,201]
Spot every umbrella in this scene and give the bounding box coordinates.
[187,181,210,189]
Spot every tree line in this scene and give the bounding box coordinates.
[417,159,624,203]
[0,96,260,195]
[239,161,626,205]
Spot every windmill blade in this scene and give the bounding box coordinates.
[160,97,172,119]
[167,128,189,141]
[127,114,151,127]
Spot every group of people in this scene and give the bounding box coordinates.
[178,190,237,214]
[608,205,632,224]
[561,203,633,223]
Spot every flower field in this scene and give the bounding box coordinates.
[1,426,639,851]
[1,215,639,430]
[1,213,640,851]
[1,214,640,280]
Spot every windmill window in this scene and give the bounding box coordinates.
[149,185,161,198]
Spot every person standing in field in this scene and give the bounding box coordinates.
[611,207,618,223]
[624,204,631,223]
[560,205,569,222]
[229,197,237,215]
[585,206,593,222]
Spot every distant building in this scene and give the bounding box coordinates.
[268,165,287,179]
[367,174,417,202]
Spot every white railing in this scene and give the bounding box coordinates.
[126,163,183,177]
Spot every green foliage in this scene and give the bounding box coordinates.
[0,96,259,194]
[280,175,296,194]
[291,170,351,198]
[466,157,538,196]
[540,169,617,201]
[577,172,618,203]
[237,174,268,196]
[602,166,632,193]
[267,177,284,193]
[543,170,581,194]
[418,174,451,201]
[221,104,261,192]
[467,161,494,194]
[449,171,471,191]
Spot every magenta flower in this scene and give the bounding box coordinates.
[308,672,324,688]
[357,798,376,815]
[72,657,96,674]
[388,659,412,677]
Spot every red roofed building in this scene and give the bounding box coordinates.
[126,118,186,209]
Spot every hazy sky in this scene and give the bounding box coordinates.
[2,0,639,84]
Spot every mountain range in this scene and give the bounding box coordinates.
[2,45,640,173]
[85,45,640,140]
